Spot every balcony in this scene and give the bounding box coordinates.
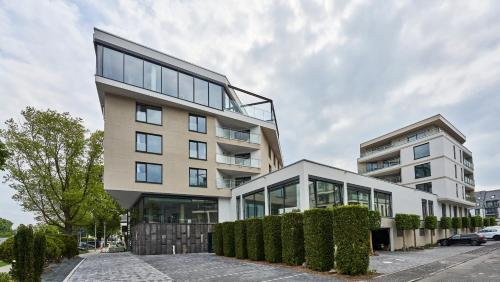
[464,158,474,170]
[376,174,402,184]
[216,154,260,168]
[216,178,251,189]
[216,127,260,144]
[464,177,475,186]
[363,158,400,173]
[466,194,476,203]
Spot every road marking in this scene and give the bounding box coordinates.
[262,273,306,281]
[63,257,86,282]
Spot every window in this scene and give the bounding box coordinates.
[102,47,124,81]
[136,162,162,184]
[442,203,447,217]
[461,168,463,181]
[269,182,298,215]
[136,132,162,154]
[179,73,194,101]
[413,143,430,159]
[422,199,428,217]
[209,83,223,110]
[375,191,392,217]
[189,141,207,160]
[475,209,480,216]
[460,150,463,163]
[453,206,457,217]
[456,184,459,197]
[161,67,178,97]
[194,78,209,106]
[244,190,265,219]
[144,61,161,92]
[136,104,162,125]
[189,114,206,133]
[140,196,217,224]
[236,196,241,220]
[414,163,431,179]
[416,182,432,193]
[407,131,425,142]
[347,185,370,208]
[453,145,456,159]
[268,145,272,158]
[428,200,434,216]
[367,162,379,172]
[124,54,143,87]
[309,178,343,208]
[455,165,457,178]
[189,168,207,187]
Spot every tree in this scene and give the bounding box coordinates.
[451,217,462,234]
[0,140,8,170]
[424,216,437,245]
[395,214,412,251]
[84,188,123,245]
[440,217,451,237]
[0,218,14,237]
[2,107,104,234]
[368,210,381,255]
[409,215,421,248]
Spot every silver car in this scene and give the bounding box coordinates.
[478,227,500,240]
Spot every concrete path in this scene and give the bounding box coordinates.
[0,264,11,273]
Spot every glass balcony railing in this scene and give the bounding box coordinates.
[216,154,261,168]
[466,194,476,203]
[216,127,260,144]
[464,159,474,170]
[216,178,251,189]
[464,177,475,186]
[365,158,400,173]
[377,175,402,184]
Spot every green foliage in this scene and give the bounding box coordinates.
[33,232,47,281]
[424,216,437,230]
[490,217,497,226]
[2,107,104,234]
[451,217,462,229]
[471,216,483,228]
[263,216,282,263]
[213,223,223,256]
[0,272,14,282]
[0,218,13,238]
[234,220,247,259]
[368,210,381,231]
[332,205,370,275]
[409,215,421,230]
[303,208,333,272]
[439,217,451,229]
[0,140,8,171]
[45,236,63,262]
[0,237,14,263]
[51,234,78,259]
[395,214,413,230]
[281,212,304,266]
[222,222,235,257]
[483,217,490,227]
[461,217,470,229]
[246,218,264,261]
[13,224,34,282]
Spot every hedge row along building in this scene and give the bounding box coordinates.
[94,29,476,254]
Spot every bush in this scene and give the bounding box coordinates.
[246,218,264,261]
[368,210,381,231]
[222,222,235,257]
[490,217,497,226]
[45,236,63,262]
[483,217,490,227]
[451,217,462,230]
[303,208,333,272]
[461,217,470,230]
[440,217,451,229]
[33,232,47,282]
[395,214,413,250]
[281,212,304,266]
[332,205,370,275]
[13,224,34,282]
[0,273,14,282]
[424,216,437,244]
[54,234,78,259]
[471,216,483,228]
[263,215,282,263]
[213,223,223,256]
[0,237,14,263]
[234,220,247,259]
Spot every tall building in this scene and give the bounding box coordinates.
[93,29,282,253]
[357,115,475,217]
[474,190,500,221]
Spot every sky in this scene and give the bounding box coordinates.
[1,0,500,226]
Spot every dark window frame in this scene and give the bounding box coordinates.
[189,167,207,188]
[374,190,392,217]
[347,184,371,208]
[308,176,344,208]
[422,199,428,217]
[135,103,163,126]
[414,162,431,179]
[135,162,163,184]
[413,142,430,160]
[243,189,265,219]
[135,132,163,155]
[189,140,207,160]
[268,181,299,215]
[188,114,207,134]
[415,182,433,193]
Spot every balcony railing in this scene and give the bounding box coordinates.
[216,127,260,144]
[365,158,400,173]
[377,175,402,184]
[466,194,476,203]
[464,159,474,170]
[464,177,475,186]
[216,154,261,168]
[216,178,251,189]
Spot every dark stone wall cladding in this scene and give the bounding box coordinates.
[131,223,215,255]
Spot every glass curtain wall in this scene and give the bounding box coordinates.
[137,196,218,224]
[347,185,371,207]
[244,190,265,218]
[374,191,392,217]
[268,182,298,215]
[308,178,343,208]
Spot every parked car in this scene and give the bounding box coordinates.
[437,233,486,246]
[478,227,500,240]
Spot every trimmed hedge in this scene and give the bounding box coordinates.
[332,205,370,275]
[13,224,34,282]
[471,216,483,228]
[484,217,491,227]
[440,217,451,229]
[490,217,497,226]
[33,231,47,282]
[234,220,247,259]
[222,222,235,257]
[424,216,437,244]
[303,208,333,272]
[0,237,14,263]
[368,210,381,231]
[281,212,304,266]
[246,218,264,261]
[395,214,416,249]
[214,223,224,255]
[461,217,470,230]
[263,215,282,263]
[451,217,462,230]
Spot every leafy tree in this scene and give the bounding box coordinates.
[440,217,451,237]
[84,188,123,245]
[424,216,437,245]
[0,140,8,170]
[368,210,381,255]
[2,107,104,234]
[0,218,14,237]
[409,215,421,248]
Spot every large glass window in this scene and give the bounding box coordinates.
[135,162,162,184]
[308,178,343,208]
[375,191,392,217]
[189,168,207,187]
[136,104,162,125]
[189,114,206,133]
[236,196,241,220]
[124,54,143,87]
[140,196,218,224]
[161,67,178,96]
[144,61,161,92]
[179,73,194,101]
[194,78,209,106]
[415,163,431,179]
[416,182,432,193]
[422,199,428,217]
[189,141,207,160]
[209,83,223,109]
[428,200,434,216]
[414,143,430,159]
[269,182,298,215]
[244,190,265,219]
[136,132,162,154]
[347,185,370,207]
[102,47,123,81]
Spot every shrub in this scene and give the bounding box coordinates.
[440,217,451,237]
[409,215,421,248]
[45,236,63,262]
[54,234,78,259]
[471,216,483,229]
[213,223,224,256]
[303,208,333,272]
[0,273,14,282]
[13,224,34,282]
[246,218,264,261]
[451,217,462,231]
[0,237,14,263]
[222,222,235,257]
[332,205,370,275]
[424,216,437,244]
[281,212,304,266]
[234,220,247,259]
[263,215,282,263]
[490,217,497,226]
[461,217,470,230]
[483,217,490,227]
[33,232,47,282]
[395,214,412,250]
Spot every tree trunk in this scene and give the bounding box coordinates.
[430,229,433,245]
[369,231,374,255]
[65,223,73,235]
[413,229,417,248]
[402,230,406,251]
[445,228,447,238]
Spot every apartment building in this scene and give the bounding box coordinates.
[357,115,476,218]
[93,29,282,254]
[474,190,500,222]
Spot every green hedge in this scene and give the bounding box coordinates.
[13,224,34,282]
[0,237,14,263]
[234,220,247,259]
[222,222,235,257]
[53,234,78,259]
[281,212,304,266]
[440,217,451,229]
[246,218,264,261]
[484,217,491,227]
[471,216,483,228]
[395,214,413,230]
[451,217,462,229]
[461,217,470,229]
[368,210,381,231]
[303,208,333,272]
[263,215,282,263]
[490,217,497,226]
[33,232,47,282]
[424,216,437,230]
[332,205,370,275]
[213,223,224,255]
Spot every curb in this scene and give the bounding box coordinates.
[62,257,86,282]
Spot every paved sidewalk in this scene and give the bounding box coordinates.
[42,257,83,282]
